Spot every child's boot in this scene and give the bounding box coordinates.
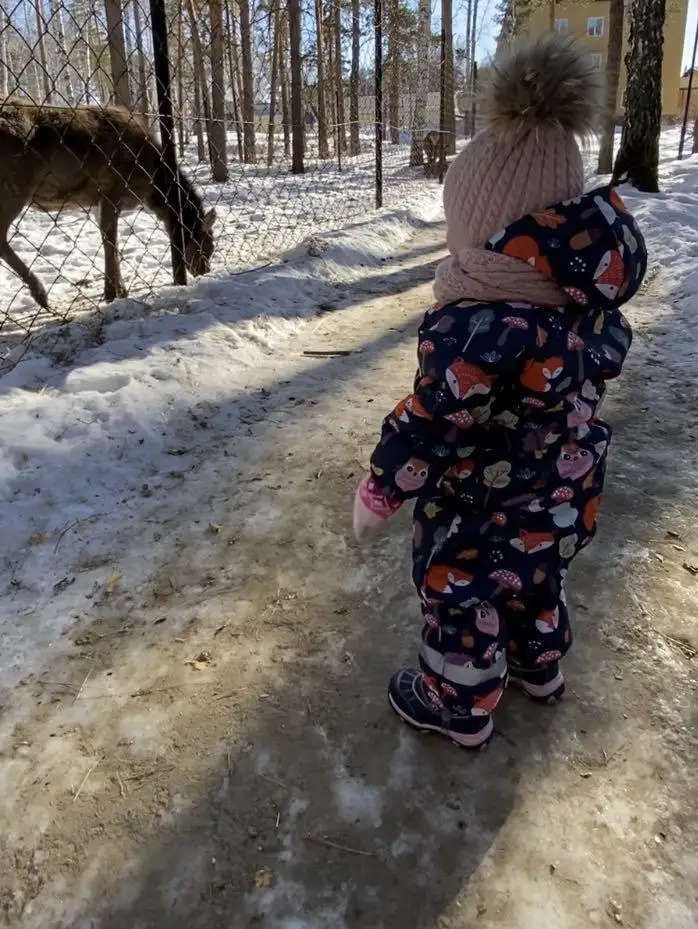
[508,662,565,704]
[388,668,494,750]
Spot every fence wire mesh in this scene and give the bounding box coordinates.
[0,0,479,361]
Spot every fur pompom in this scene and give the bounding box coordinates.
[486,35,604,136]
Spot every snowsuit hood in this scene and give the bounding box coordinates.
[486,186,647,312]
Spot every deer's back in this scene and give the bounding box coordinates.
[0,102,162,211]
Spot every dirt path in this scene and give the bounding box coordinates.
[2,223,698,929]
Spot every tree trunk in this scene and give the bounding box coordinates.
[104,0,131,108]
[468,0,479,135]
[692,113,698,154]
[267,0,281,165]
[442,0,455,154]
[50,0,74,103]
[239,0,257,163]
[224,0,244,161]
[495,0,513,56]
[612,0,666,192]
[131,0,150,117]
[90,5,111,106]
[470,0,479,87]
[74,7,88,103]
[279,8,291,157]
[177,9,186,155]
[464,0,472,84]
[332,0,347,152]
[0,0,9,100]
[326,3,336,136]
[549,0,556,32]
[410,0,430,166]
[33,0,53,103]
[597,0,623,174]
[386,0,400,144]
[314,0,330,157]
[187,0,213,162]
[388,58,400,144]
[199,64,215,162]
[193,60,207,161]
[85,6,99,103]
[209,0,229,180]
[349,0,361,154]
[288,0,304,173]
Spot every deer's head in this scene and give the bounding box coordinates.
[185,208,216,277]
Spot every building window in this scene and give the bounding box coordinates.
[554,18,568,34]
[587,16,604,37]
[589,53,603,71]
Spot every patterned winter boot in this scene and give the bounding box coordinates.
[388,668,495,750]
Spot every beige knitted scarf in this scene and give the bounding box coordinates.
[433,247,568,308]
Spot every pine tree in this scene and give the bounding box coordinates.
[209,0,228,179]
[288,0,304,173]
[597,0,624,174]
[409,0,430,166]
[104,0,132,108]
[612,0,666,191]
[349,0,361,155]
[314,0,330,157]
[442,0,455,154]
[238,0,257,163]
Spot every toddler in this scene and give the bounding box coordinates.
[353,36,647,748]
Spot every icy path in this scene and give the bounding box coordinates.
[1,179,698,926]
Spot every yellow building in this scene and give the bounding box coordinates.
[524,1,689,117]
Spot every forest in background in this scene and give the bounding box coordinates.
[0,0,490,176]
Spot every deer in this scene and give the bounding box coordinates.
[0,101,217,309]
[422,130,444,177]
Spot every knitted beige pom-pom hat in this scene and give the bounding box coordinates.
[443,35,604,254]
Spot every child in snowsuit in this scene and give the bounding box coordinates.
[353,36,647,748]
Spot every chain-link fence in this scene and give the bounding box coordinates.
[0,0,481,361]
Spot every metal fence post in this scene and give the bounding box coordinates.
[150,0,187,287]
[439,26,446,184]
[470,61,478,139]
[679,19,698,159]
[336,90,343,172]
[374,0,383,209]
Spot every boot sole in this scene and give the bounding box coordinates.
[509,671,565,704]
[388,692,494,749]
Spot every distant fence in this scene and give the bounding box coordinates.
[0,0,480,361]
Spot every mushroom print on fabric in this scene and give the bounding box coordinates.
[365,186,647,735]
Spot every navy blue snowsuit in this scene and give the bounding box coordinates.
[369,187,647,715]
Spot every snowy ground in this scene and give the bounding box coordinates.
[1,130,698,927]
[0,131,433,338]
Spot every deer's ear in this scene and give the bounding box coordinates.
[203,208,217,231]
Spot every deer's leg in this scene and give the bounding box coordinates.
[99,196,127,302]
[0,232,49,310]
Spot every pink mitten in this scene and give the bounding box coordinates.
[353,475,402,542]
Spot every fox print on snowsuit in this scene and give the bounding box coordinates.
[367,187,647,733]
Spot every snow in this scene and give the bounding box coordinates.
[332,765,384,828]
